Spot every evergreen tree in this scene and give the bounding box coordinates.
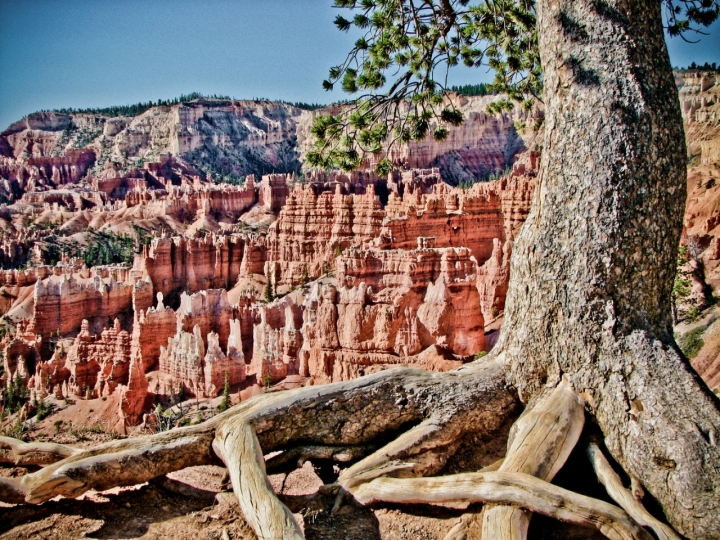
[264,269,273,302]
[309,0,719,177]
[218,373,231,413]
[305,1,720,537]
[300,265,309,285]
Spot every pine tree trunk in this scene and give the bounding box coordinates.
[496,1,720,537]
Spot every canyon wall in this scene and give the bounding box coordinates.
[679,71,720,165]
[295,95,541,184]
[3,95,534,188]
[137,234,246,301]
[31,273,135,338]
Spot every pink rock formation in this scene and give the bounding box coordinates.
[0,149,95,190]
[258,174,291,212]
[131,292,177,371]
[476,238,512,321]
[679,72,720,168]
[136,234,245,300]
[32,348,71,399]
[158,317,246,398]
[2,320,42,385]
[124,174,257,217]
[65,319,131,398]
[379,187,505,264]
[31,272,135,338]
[240,245,484,386]
[119,348,149,425]
[335,246,485,354]
[204,319,246,395]
[251,301,303,383]
[264,184,385,286]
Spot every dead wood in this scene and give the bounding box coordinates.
[0,436,80,466]
[351,471,653,540]
[481,377,585,540]
[587,443,682,540]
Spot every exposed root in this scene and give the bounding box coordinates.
[481,376,585,540]
[0,436,80,466]
[0,360,519,540]
[0,424,218,504]
[0,362,657,540]
[587,443,682,540]
[214,418,304,540]
[442,514,474,540]
[338,417,461,491]
[350,471,653,540]
[210,359,516,539]
[0,361,652,540]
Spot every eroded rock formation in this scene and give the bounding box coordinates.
[0,162,539,428]
[2,82,717,433]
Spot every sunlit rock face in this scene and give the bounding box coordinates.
[0,93,546,429]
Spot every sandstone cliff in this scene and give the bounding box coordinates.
[3,95,534,188]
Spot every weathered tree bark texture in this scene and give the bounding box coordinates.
[481,377,585,540]
[496,1,720,536]
[587,443,681,540]
[0,436,80,466]
[351,472,653,540]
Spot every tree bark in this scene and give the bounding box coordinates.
[495,1,720,537]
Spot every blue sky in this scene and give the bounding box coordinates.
[1,0,719,131]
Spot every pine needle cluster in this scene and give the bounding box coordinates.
[309,0,719,175]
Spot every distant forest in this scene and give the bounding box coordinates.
[448,83,498,96]
[676,61,719,72]
[36,93,328,119]
[32,87,507,120]
[27,68,717,121]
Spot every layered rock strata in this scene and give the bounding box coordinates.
[31,273,135,338]
[136,235,245,301]
[158,321,246,398]
[65,319,131,398]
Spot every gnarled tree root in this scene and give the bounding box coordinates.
[1,425,218,504]
[481,376,585,540]
[0,360,682,540]
[349,471,653,540]
[0,436,80,466]
[209,358,516,539]
[0,360,518,538]
[587,443,681,540]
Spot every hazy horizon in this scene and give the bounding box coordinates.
[1,0,719,131]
